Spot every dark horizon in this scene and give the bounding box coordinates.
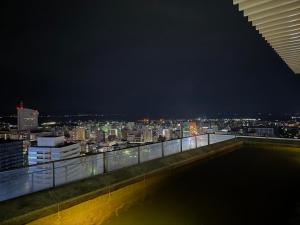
[0,111,298,123]
[1,0,299,117]
[1,106,300,119]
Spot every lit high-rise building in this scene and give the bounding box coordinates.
[143,128,153,143]
[95,130,105,143]
[182,121,190,137]
[73,127,86,141]
[17,102,39,131]
[126,122,135,130]
[162,129,172,140]
[189,121,199,136]
[109,129,118,137]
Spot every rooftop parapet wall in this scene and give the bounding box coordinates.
[238,136,300,148]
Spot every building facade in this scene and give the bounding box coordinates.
[28,136,80,165]
[0,139,24,171]
[17,104,39,131]
[143,128,153,143]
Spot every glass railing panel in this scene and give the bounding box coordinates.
[54,154,104,186]
[182,137,196,151]
[105,147,139,172]
[30,163,54,192]
[210,134,235,144]
[196,134,208,148]
[163,139,181,156]
[0,163,54,201]
[140,143,162,163]
[0,167,32,201]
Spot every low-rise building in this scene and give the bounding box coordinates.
[28,136,80,164]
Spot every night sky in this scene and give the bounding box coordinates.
[1,0,299,118]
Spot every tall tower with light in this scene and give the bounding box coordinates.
[17,101,39,131]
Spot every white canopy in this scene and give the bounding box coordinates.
[233,0,300,74]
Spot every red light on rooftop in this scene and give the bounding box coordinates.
[16,105,23,110]
[16,101,24,110]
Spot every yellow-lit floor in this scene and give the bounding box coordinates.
[28,175,166,225]
[27,144,300,225]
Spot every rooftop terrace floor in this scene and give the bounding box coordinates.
[104,145,300,225]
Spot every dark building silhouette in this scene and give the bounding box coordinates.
[0,139,24,171]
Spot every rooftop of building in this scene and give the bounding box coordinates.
[0,139,23,144]
[28,130,52,134]
[37,135,61,138]
[30,141,78,148]
[247,126,274,129]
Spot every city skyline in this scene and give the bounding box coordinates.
[1,1,299,117]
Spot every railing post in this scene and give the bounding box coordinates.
[208,133,210,145]
[103,152,107,173]
[162,142,164,157]
[138,146,141,164]
[31,173,34,192]
[65,165,68,182]
[180,138,183,152]
[195,136,197,148]
[91,157,95,176]
[52,162,55,187]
